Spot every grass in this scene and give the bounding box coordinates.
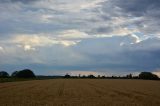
[0,79,160,106]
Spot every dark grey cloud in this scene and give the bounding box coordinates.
[112,0,160,16]
[100,0,160,17]
[0,0,160,75]
[0,0,38,3]
[96,0,160,35]
[0,35,160,75]
[69,36,160,72]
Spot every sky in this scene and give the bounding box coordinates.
[0,0,160,76]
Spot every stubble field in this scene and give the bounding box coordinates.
[0,79,160,106]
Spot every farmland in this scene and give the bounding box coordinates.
[0,79,160,106]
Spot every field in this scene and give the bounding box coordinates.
[0,79,160,106]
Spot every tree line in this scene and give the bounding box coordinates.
[0,69,36,78]
[0,69,159,80]
[64,72,159,80]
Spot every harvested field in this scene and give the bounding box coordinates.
[0,79,160,106]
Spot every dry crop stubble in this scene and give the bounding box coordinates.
[0,79,160,106]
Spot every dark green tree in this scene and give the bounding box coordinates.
[87,74,96,78]
[0,71,9,78]
[64,73,71,78]
[11,69,36,78]
[139,72,159,80]
[126,74,132,79]
[11,71,19,77]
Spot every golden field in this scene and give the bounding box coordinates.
[0,79,160,106]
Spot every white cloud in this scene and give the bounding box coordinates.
[13,34,80,48]
[24,45,36,51]
[60,40,80,47]
[120,42,125,46]
[40,14,54,23]
[0,46,4,51]
[14,34,57,46]
[33,0,105,12]
[130,34,141,43]
[112,27,138,36]
[80,0,106,9]
[58,29,90,39]
[153,71,160,77]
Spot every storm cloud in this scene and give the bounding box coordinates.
[0,0,160,76]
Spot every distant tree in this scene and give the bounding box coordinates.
[82,75,86,78]
[0,71,9,78]
[111,76,117,79]
[11,69,36,78]
[78,74,81,78]
[139,72,159,80]
[87,74,96,78]
[101,75,106,78]
[64,73,71,78]
[11,71,19,77]
[133,76,139,79]
[98,75,101,78]
[126,74,132,79]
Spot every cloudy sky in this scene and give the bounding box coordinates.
[0,0,160,76]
